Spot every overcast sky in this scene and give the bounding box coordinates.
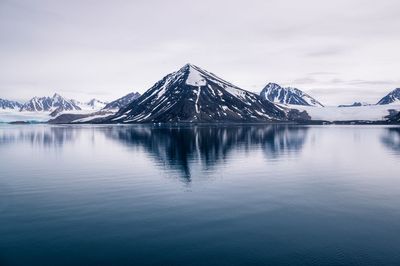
[1,0,399,105]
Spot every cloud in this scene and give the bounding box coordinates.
[305,46,348,57]
[0,0,399,105]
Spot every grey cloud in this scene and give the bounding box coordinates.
[0,0,400,105]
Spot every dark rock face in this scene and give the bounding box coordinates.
[260,83,324,107]
[0,98,22,110]
[377,88,400,105]
[103,92,141,111]
[385,109,400,123]
[20,93,81,112]
[108,64,287,123]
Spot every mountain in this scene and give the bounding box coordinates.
[49,92,140,123]
[377,88,400,105]
[108,64,290,123]
[260,83,324,107]
[103,92,141,110]
[20,93,81,112]
[0,98,22,110]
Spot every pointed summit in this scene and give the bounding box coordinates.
[107,64,288,123]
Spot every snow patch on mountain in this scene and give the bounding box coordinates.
[186,64,207,86]
[72,99,108,111]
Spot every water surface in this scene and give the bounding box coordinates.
[0,124,400,265]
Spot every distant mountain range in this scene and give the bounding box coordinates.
[0,94,109,113]
[19,93,81,112]
[260,83,324,107]
[2,63,400,124]
[0,98,22,110]
[50,64,312,124]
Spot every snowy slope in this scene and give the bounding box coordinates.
[261,83,324,107]
[1,94,110,122]
[103,92,141,111]
[109,64,287,123]
[288,104,400,121]
[377,88,400,105]
[0,111,51,123]
[72,99,108,111]
[0,98,22,110]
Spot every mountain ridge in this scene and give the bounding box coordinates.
[107,64,293,123]
[103,92,141,111]
[260,83,324,107]
[20,93,81,112]
[0,98,23,110]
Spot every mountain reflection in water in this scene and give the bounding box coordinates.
[104,125,308,179]
[381,127,400,154]
[0,124,309,180]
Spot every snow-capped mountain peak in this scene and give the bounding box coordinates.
[261,83,324,107]
[184,64,207,86]
[108,64,289,123]
[20,94,81,112]
[377,88,400,105]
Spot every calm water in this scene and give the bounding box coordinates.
[1,124,400,266]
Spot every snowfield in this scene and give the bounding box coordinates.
[286,104,400,121]
[0,109,110,123]
[0,111,51,123]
